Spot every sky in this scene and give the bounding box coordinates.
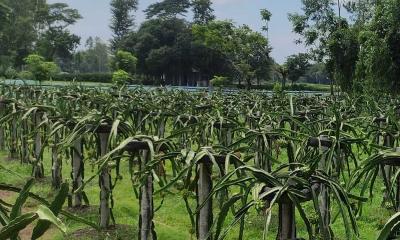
[48,0,306,63]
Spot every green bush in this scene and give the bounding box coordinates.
[53,73,113,83]
[24,54,60,81]
[4,67,17,79]
[112,70,131,86]
[273,82,283,93]
[111,50,137,75]
[210,76,229,87]
[17,70,34,80]
[250,83,330,92]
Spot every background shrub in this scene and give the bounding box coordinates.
[112,70,131,86]
[24,54,60,81]
[111,50,137,75]
[17,70,34,80]
[52,72,113,83]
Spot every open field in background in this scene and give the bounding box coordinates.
[0,149,392,240]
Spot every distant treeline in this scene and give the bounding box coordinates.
[7,0,399,93]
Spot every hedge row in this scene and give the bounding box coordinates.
[52,73,113,83]
[249,83,330,92]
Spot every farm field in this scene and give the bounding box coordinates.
[0,145,393,240]
[0,84,399,240]
[2,0,400,239]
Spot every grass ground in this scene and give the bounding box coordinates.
[0,149,394,240]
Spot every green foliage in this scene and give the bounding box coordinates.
[210,75,229,87]
[145,0,191,19]
[0,179,68,239]
[53,72,113,83]
[17,70,34,80]
[24,54,60,81]
[112,50,137,75]
[260,8,272,32]
[352,0,400,93]
[4,67,17,79]
[193,20,272,88]
[327,25,359,92]
[74,37,110,73]
[192,0,215,24]
[272,81,283,93]
[285,53,310,85]
[0,1,81,69]
[112,69,131,86]
[110,0,138,50]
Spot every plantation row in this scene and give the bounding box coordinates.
[0,85,399,240]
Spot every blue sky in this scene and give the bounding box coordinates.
[48,0,305,63]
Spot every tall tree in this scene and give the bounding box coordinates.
[74,37,110,73]
[145,0,191,19]
[36,3,82,70]
[285,53,311,85]
[289,0,364,92]
[0,1,10,29]
[288,0,340,61]
[192,0,215,24]
[260,8,272,36]
[354,0,400,92]
[193,21,272,88]
[110,0,138,51]
[0,0,44,66]
[0,1,81,69]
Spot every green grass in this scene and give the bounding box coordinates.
[0,149,394,240]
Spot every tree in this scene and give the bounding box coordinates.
[0,1,81,69]
[112,69,131,86]
[327,24,359,92]
[145,0,191,19]
[192,0,215,24]
[24,54,60,81]
[110,0,138,51]
[285,53,310,85]
[111,50,137,75]
[303,63,330,84]
[260,8,272,36]
[289,0,341,61]
[354,0,400,93]
[34,3,82,70]
[128,18,193,84]
[74,37,110,73]
[276,64,288,90]
[192,21,272,88]
[289,0,365,92]
[0,0,45,67]
[0,2,10,30]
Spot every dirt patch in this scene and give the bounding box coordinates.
[66,224,138,240]
[17,221,59,240]
[0,190,14,201]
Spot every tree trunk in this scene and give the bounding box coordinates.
[277,201,296,240]
[72,137,84,207]
[197,160,213,240]
[99,132,111,229]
